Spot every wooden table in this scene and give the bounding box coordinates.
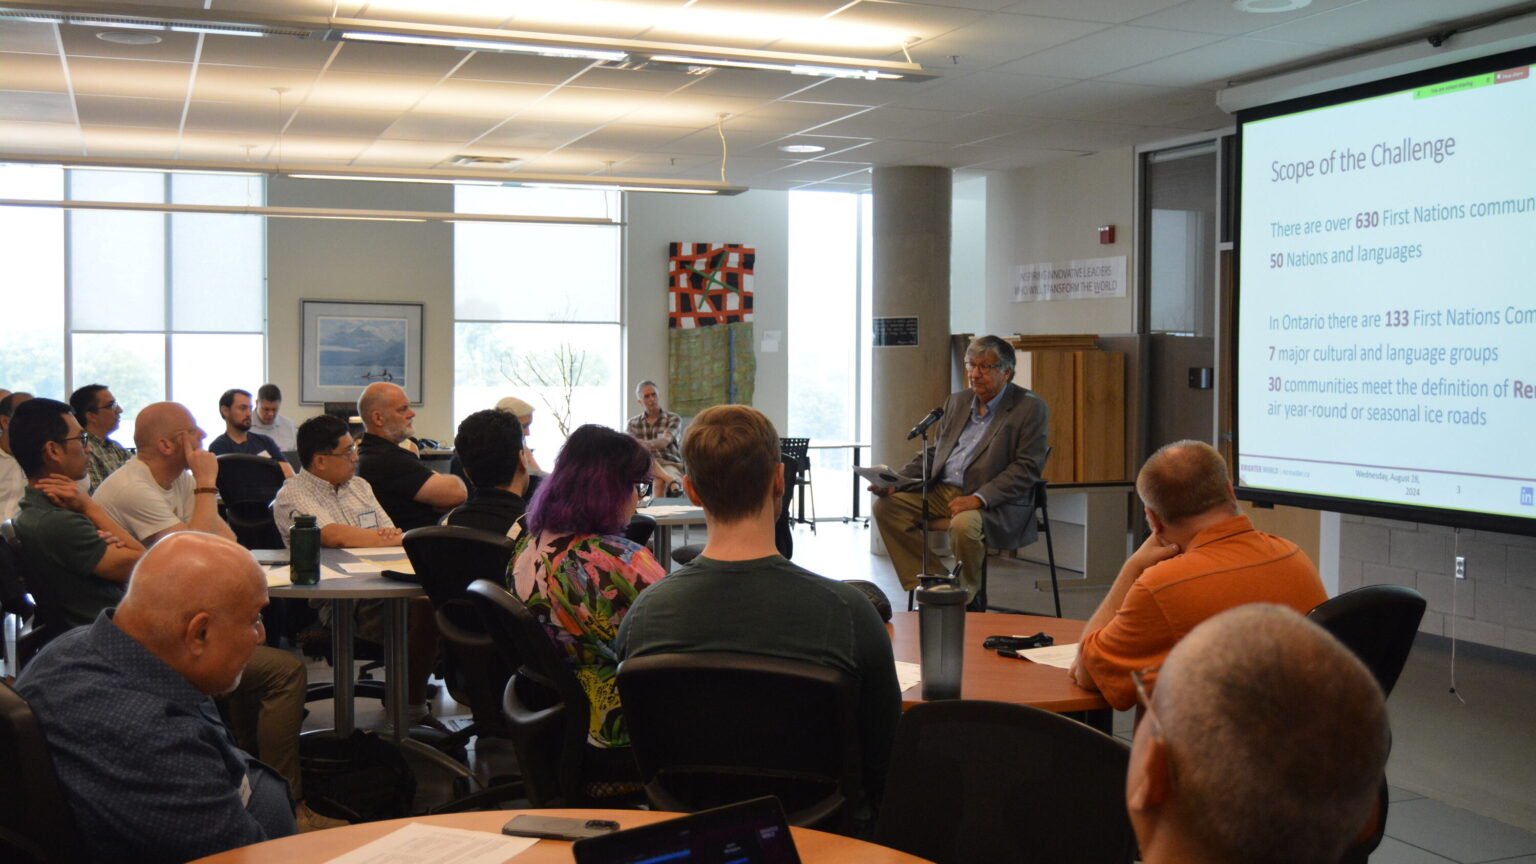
[888,611,1108,715]
[189,809,932,863]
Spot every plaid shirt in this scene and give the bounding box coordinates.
[85,431,132,492]
[272,470,394,546]
[627,409,683,467]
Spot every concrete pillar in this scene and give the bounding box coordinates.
[872,166,952,472]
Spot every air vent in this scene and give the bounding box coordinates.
[450,155,521,167]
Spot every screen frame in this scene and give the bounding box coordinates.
[1232,42,1536,537]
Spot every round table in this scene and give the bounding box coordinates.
[188,809,933,863]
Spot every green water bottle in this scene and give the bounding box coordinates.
[289,513,320,586]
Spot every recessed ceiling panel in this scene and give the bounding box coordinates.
[352,138,463,166]
[284,107,400,138]
[452,52,596,86]
[68,57,194,99]
[1100,36,1323,88]
[670,68,824,100]
[0,20,61,54]
[722,100,869,134]
[305,72,441,112]
[74,94,186,127]
[572,66,699,93]
[884,70,1069,112]
[909,11,1109,70]
[326,42,468,77]
[0,120,85,153]
[0,54,70,93]
[564,123,692,150]
[0,90,77,125]
[1132,0,1356,37]
[192,64,321,103]
[1252,0,1531,48]
[1004,0,1188,26]
[197,34,338,69]
[182,100,287,136]
[616,92,766,128]
[379,112,504,142]
[806,106,968,141]
[996,25,1224,79]
[59,27,199,63]
[410,79,550,118]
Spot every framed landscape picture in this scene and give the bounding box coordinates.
[300,300,423,404]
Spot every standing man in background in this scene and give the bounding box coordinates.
[250,383,298,453]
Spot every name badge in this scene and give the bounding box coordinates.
[358,510,379,529]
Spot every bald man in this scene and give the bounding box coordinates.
[1128,604,1389,864]
[356,382,464,531]
[93,401,236,546]
[1070,440,1326,710]
[16,534,299,862]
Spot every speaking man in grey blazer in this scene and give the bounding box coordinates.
[871,334,1049,600]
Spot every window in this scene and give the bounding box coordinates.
[453,187,622,458]
[0,165,266,440]
[787,190,873,519]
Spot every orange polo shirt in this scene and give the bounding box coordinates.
[1078,514,1327,710]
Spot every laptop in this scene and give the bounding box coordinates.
[572,796,803,864]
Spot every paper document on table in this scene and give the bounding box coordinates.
[852,465,904,487]
[338,559,415,575]
[893,660,922,691]
[346,546,407,558]
[640,505,700,517]
[323,822,536,864]
[265,565,345,587]
[1017,643,1079,669]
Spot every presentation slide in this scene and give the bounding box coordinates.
[1237,54,1536,525]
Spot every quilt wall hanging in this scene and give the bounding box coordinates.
[667,241,756,416]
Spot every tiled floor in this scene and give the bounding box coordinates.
[299,519,1536,861]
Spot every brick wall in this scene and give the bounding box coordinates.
[1337,514,1536,654]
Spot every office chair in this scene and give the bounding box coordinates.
[779,437,816,532]
[0,525,47,675]
[214,453,287,550]
[0,680,81,864]
[616,651,866,833]
[1308,584,1427,863]
[0,520,64,665]
[875,700,1135,864]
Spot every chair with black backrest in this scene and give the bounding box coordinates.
[875,700,1136,864]
[909,446,1060,616]
[779,437,816,532]
[399,525,525,809]
[1307,584,1427,863]
[213,453,287,550]
[0,520,63,666]
[0,680,80,864]
[616,651,865,833]
[623,513,657,548]
[671,454,798,568]
[466,579,640,808]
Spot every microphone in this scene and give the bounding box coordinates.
[906,406,944,440]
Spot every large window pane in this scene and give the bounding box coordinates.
[172,172,263,206]
[454,222,619,322]
[172,213,264,332]
[0,165,65,396]
[455,321,621,461]
[68,169,164,204]
[788,190,863,519]
[70,209,166,331]
[456,185,618,219]
[72,333,165,444]
[171,334,265,437]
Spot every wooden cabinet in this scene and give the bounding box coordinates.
[1011,338,1127,483]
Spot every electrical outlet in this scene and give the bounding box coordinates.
[1455,556,1466,579]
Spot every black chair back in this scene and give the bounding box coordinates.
[616,651,865,831]
[1307,584,1426,697]
[0,681,80,864]
[0,526,47,674]
[401,525,517,609]
[624,513,657,548]
[875,700,1136,864]
[0,520,61,662]
[214,454,287,550]
[467,579,599,807]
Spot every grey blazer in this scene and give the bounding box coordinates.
[897,382,1049,550]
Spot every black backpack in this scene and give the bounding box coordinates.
[300,730,417,823]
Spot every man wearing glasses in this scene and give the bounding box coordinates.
[870,334,1049,601]
[1071,440,1327,710]
[272,414,400,549]
[68,383,130,492]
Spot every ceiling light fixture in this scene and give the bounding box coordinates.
[96,30,163,45]
[339,30,628,62]
[648,54,901,80]
[285,173,505,186]
[779,144,827,154]
[1231,0,1311,12]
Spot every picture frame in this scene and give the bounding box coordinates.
[300,300,424,405]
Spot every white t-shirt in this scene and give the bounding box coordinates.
[0,449,24,522]
[93,459,196,544]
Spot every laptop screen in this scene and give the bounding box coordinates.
[571,797,802,864]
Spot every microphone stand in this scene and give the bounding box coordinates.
[916,422,948,584]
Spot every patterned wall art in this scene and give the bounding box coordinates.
[667,242,756,416]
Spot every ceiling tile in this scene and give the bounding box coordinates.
[197,34,338,69]
[1,53,69,92]
[805,106,969,141]
[472,120,612,149]
[284,108,400,138]
[824,138,945,163]
[883,70,1071,111]
[352,138,465,166]
[182,100,287,135]
[59,27,199,63]
[191,63,321,103]
[662,126,788,155]
[0,20,60,54]
[786,75,936,107]
[1251,0,1531,48]
[379,112,505,142]
[570,66,699,93]
[1003,0,1188,25]
[1004,80,1197,122]
[68,57,195,99]
[760,161,870,183]
[326,42,467,77]
[995,25,1225,79]
[1100,37,1324,88]
[521,86,660,125]
[0,90,76,125]
[983,117,1188,150]
[669,68,818,100]
[564,123,692,150]
[779,0,988,54]
[305,72,441,112]
[615,91,766,128]
[962,146,1092,169]
[74,94,185,128]
[748,134,875,158]
[722,100,868,134]
[452,53,595,86]
[1131,0,1360,37]
[410,80,551,118]
[909,11,1110,71]
[0,120,85,153]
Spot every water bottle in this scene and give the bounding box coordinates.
[917,583,967,700]
[289,513,320,586]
